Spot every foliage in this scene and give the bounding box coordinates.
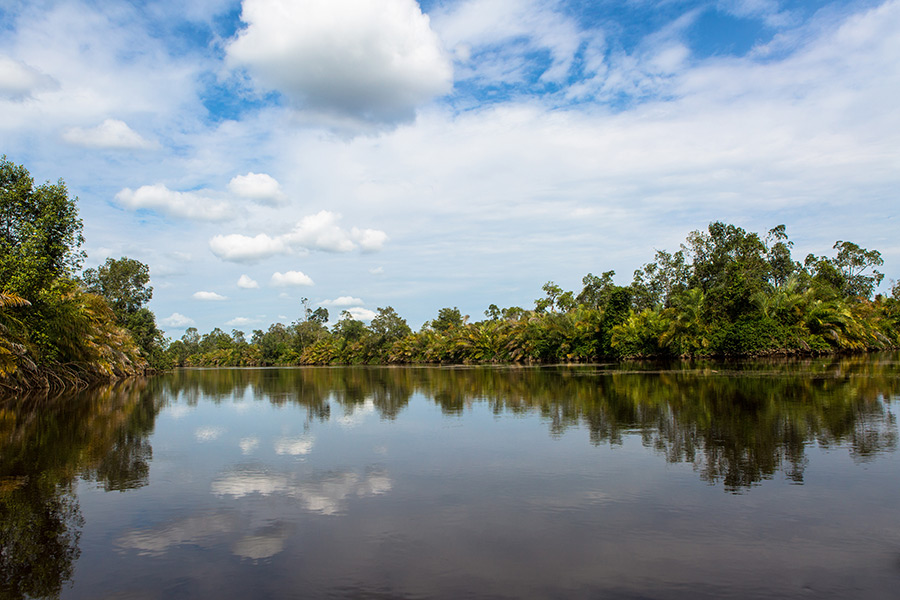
[82,256,168,369]
[0,159,152,391]
[169,222,898,368]
[82,257,152,315]
[1,156,85,301]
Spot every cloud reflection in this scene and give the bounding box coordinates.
[212,467,392,516]
[117,512,239,556]
[117,512,293,562]
[274,435,315,456]
[194,426,226,442]
[231,524,290,560]
[239,437,260,454]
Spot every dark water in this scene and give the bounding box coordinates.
[2,355,899,599]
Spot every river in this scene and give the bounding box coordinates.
[2,354,899,599]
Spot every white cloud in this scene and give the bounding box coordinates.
[62,118,155,149]
[226,316,258,326]
[345,307,377,321]
[161,312,195,328]
[237,274,260,289]
[115,184,231,221]
[351,227,389,252]
[226,0,452,127]
[227,172,286,205]
[193,291,228,301]
[322,296,364,307]
[209,233,289,263]
[271,270,314,287]
[209,211,387,263]
[284,211,358,253]
[0,55,57,98]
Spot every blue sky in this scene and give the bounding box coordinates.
[2,0,898,334]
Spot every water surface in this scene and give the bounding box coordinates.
[2,355,899,599]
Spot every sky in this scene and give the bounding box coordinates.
[1,0,898,335]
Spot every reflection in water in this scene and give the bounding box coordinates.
[116,511,240,556]
[0,379,162,599]
[211,466,393,515]
[159,354,899,491]
[0,354,898,599]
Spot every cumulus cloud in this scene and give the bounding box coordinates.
[271,271,314,287]
[322,296,364,307]
[237,274,259,289]
[350,227,389,252]
[344,307,377,321]
[209,233,289,263]
[226,316,258,326]
[228,172,286,205]
[193,291,228,301]
[115,184,231,221]
[0,55,57,98]
[161,312,195,328]
[226,0,452,127]
[62,118,156,149]
[209,211,387,263]
[285,211,361,253]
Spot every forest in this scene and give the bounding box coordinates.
[171,222,899,367]
[3,157,900,390]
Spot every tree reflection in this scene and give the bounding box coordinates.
[158,354,898,492]
[0,380,162,598]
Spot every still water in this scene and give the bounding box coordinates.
[2,355,899,599]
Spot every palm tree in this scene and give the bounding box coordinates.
[660,288,709,357]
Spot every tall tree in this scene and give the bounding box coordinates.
[81,256,166,367]
[82,257,152,316]
[1,156,85,300]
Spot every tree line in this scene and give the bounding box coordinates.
[172,222,900,367]
[3,156,900,390]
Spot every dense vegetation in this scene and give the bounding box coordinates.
[1,158,166,391]
[3,156,899,388]
[171,222,900,367]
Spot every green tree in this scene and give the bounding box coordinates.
[804,241,884,300]
[81,257,166,368]
[765,225,799,288]
[576,270,616,309]
[683,222,770,320]
[631,249,690,310]
[82,257,152,316]
[370,307,411,342]
[429,307,464,332]
[333,311,367,343]
[1,156,85,300]
[484,303,501,321]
